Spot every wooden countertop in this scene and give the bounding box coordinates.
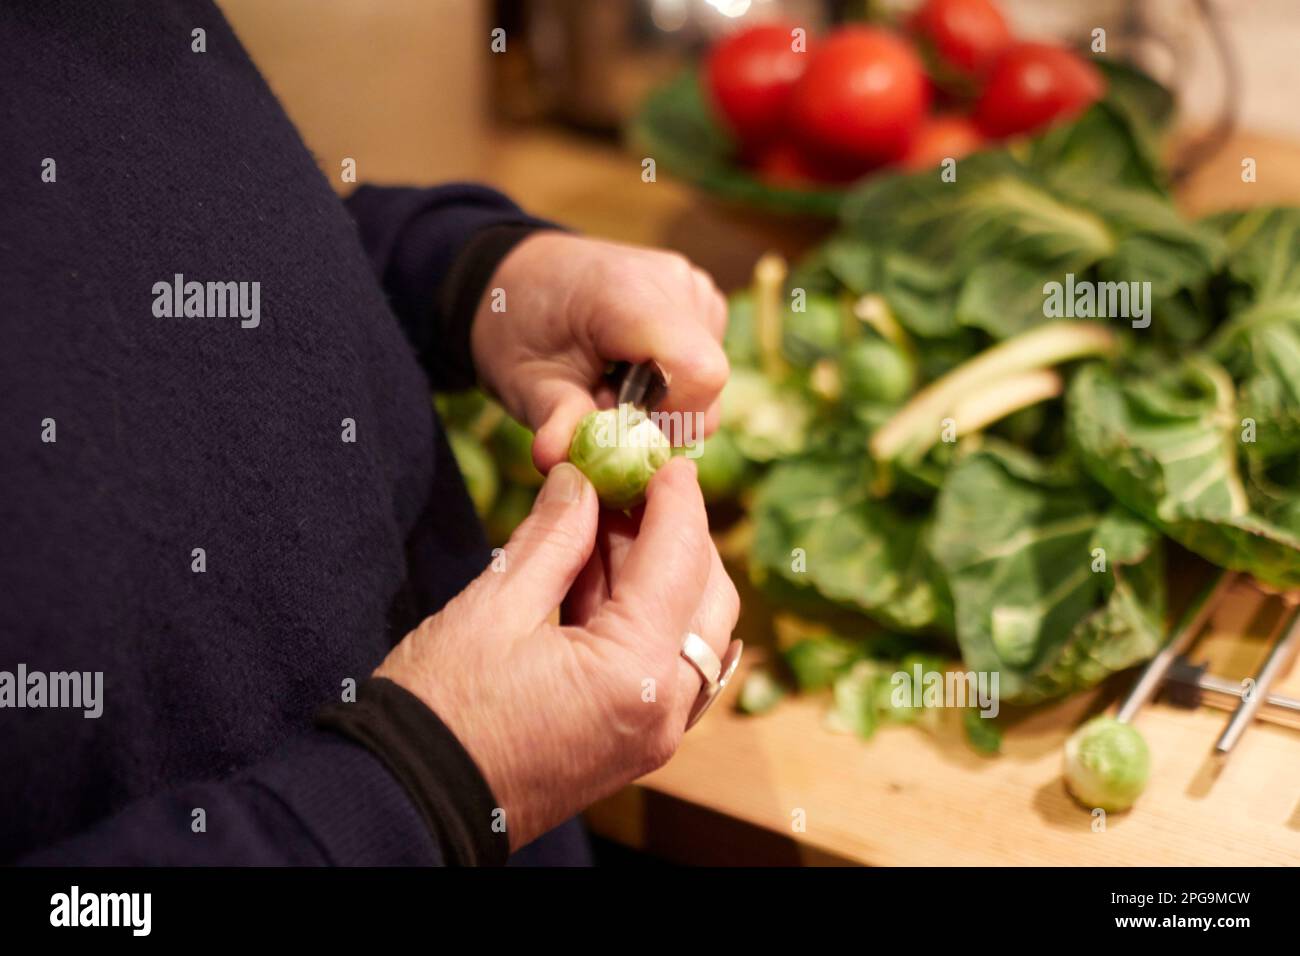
[607,579,1300,866]
[485,127,1300,866]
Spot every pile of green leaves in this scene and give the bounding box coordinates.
[1067,208,1300,591]
[701,68,1300,739]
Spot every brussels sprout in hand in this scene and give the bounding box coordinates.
[568,405,672,510]
[1063,716,1150,812]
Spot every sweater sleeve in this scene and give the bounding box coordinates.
[20,733,441,865]
[344,183,554,391]
[20,679,510,866]
[21,681,506,868]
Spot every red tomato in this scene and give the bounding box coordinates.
[974,42,1105,138]
[753,140,866,187]
[900,114,985,170]
[753,141,821,187]
[787,26,931,166]
[909,0,1011,78]
[705,22,810,150]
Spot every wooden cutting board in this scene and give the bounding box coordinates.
[486,127,1300,866]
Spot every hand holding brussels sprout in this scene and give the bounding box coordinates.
[469,232,729,474]
[374,457,739,851]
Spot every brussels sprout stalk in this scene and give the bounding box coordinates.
[948,369,1064,445]
[852,293,913,356]
[871,321,1117,465]
[468,402,505,442]
[753,252,788,380]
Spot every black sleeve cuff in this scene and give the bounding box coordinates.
[343,184,557,391]
[435,222,553,391]
[316,677,509,867]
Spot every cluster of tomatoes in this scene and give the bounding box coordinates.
[704,0,1104,187]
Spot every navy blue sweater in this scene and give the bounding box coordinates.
[0,1,583,865]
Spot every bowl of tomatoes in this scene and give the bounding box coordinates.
[630,0,1171,216]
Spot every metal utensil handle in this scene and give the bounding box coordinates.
[1214,604,1300,755]
[1116,570,1236,724]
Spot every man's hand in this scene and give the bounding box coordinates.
[375,459,740,851]
[470,233,730,471]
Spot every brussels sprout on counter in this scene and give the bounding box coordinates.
[825,659,887,739]
[736,667,785,715]
[783,634,863,692]
[568,404,672,510]
[1063,716,1150,812]
[447,430,499,518]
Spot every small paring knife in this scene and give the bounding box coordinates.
[612,360,669,412]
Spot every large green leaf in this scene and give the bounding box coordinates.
[930,449,1166,703]
[842,152,1115,271]
[749,455,950,632]
[1026,59,1175,195]
[1203,207,1300,465]
[840,153,1222,340]
[1068,359,1300,589]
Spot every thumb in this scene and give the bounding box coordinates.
[487,462,599,627]
[602,457,712,648]
[528,378,598,474]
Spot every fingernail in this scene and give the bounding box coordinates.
[540,462,583,504]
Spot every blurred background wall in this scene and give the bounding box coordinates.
[216,0,488,189]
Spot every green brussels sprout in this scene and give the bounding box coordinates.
[782,294,845,366]
[568,404,671,510]
[736,668,785,715]
[485,483,536,546]
[962,707,1003,755]
[435,389,489,430]
[692,428,750,503]
[490,415,543,487]
[782,634,861,692]
[839,337,915,407]
[448,430,499,518]
[721,368,812,462]
[825,660,885,739]
[1063,716,1151,812]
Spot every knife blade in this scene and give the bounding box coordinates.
[613,360,669,412]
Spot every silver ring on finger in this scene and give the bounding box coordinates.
[679,632,743,730]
